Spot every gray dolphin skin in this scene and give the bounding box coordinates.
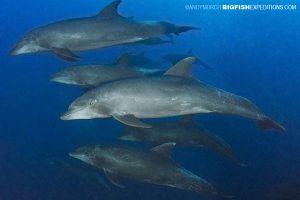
[10,0,198,61]
[61,57,285,133]
[162,49,212,70]
[120,116,242,165]
[69,143,226,197]
[51,53,164,89]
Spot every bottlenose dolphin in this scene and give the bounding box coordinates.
[69,143,225,197]
[162,49,212,70]
[120,116,242,165]
[10,0,198,61]
[61,57,285,133]
[51,53,164,89]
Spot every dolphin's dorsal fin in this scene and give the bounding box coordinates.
[163,57,196,78]
[97,0,123,18]
[103,168,125,188]
[151,143,176,158]
[115,53,130,68]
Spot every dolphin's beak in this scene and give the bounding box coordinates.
[61,109,79,120]
[69,152,91,164]
[10,42,30,55]
[50,75,70,84]
[10,45,20,55]
[69,152,83,160]
[60,106,94,120]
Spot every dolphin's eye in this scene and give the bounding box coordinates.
[89,99,97,105]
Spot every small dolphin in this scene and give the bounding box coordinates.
[51,53,164,89]
[120,116,242,165]
[61,57,285,133]
[10,0,198,61]
[69,143,226,197]
[162,49,212,70]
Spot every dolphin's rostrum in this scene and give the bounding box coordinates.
[10,0,198,61]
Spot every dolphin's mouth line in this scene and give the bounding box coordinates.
[61,107,86,119]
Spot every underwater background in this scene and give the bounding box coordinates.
[1,0,299,199]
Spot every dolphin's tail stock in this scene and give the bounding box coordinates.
[257,116,286,133]
[174,25,200,35]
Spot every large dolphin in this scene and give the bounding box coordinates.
[162,49,212,70]
[10,0,198,61]
[69,143,226,197]
[120,116,242,165]
[51,53,164,89]
[61,57,285,133]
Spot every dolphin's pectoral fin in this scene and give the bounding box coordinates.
[151,142,176,158]
[103,169,125,188]
[164,57,196,78]
[52,47,80,62]
[113,114,152,128]
[94,172,112,190]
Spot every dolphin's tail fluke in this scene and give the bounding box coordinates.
[174,25,200,35]
[257,117,286,133]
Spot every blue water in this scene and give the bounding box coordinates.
[1,0,300,199]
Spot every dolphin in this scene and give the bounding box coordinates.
[51,53,164,89]
[69,143,226,197]
[120,116,243,165]
[10,0,198,61]
[162,49,212,70]
[61,56,285,133]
